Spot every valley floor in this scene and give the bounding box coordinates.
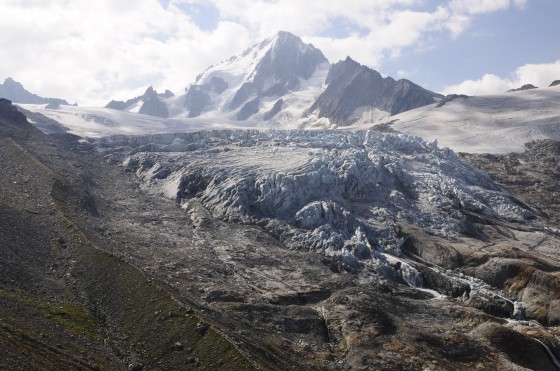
[1,101,560,370]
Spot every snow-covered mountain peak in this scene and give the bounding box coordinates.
[182,31,329,121]
[195,31,324,87]
[268,30,319,59]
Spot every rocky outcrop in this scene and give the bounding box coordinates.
[106,86,169,118]
[461,140,560,225]
[263,99,283,120]
[308,57,440,125]
[550,80,560,87]
[236,97,260,120]
[183,77,229,116]
[105,99,129,110]
[507,84,538,92]
[466,292,514,318]
[0,77,70,105]
[0,98,38,136]
[184,86,211,117]
[138,87,169,118]
[436,94,469,108]
[162,89,175,98]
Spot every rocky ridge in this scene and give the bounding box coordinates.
[106,86,171,118]
[507,84,538,92]
[309,57,441,125]
[0,77,70,105]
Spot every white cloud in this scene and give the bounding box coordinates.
[397,68,418,78]
[443,0,529,36]
[443,59,560,95]
[449,0,511,15]
[0,0,251,105]
[442,74,513,95]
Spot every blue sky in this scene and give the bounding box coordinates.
[380,0,560,92]
[1,0,559,104]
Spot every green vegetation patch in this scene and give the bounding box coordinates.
[0,289,99,338]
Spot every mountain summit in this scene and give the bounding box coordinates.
[181,31,441,125]
[184,31,329,120]
[102,31,442,127]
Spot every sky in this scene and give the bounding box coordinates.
[1,0,559,106]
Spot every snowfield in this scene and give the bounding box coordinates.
[19,104,257,138]
[386,86,560,153]
[96,129,534,272]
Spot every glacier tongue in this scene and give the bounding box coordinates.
[100,129,533,269]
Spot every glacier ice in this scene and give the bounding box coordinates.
[98,129,534,269]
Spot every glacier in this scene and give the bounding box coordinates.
[96,129,534,274]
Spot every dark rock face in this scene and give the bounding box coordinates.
[507,84,538,92]
[184,86,211,118]
[209,77,228,94]
[105,100,129,110]
[139,87,169,118]
[466,292,514,318]
[236,97,260,120]
[0,78,70,105]
[461,140,560,226]
[263,99,283,120]
[162,89,175,98]
[45,101,61,109]
[0,98,37,135]
[550,80,560,87]
[309,57,440,125]
[413,262,470,297]
[106,86,169,118]
[229,82,256,111]
[436,94,469,108]
[183,77,228,115]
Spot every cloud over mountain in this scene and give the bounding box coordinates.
[443,59,560,95]
[0,0,552,104]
